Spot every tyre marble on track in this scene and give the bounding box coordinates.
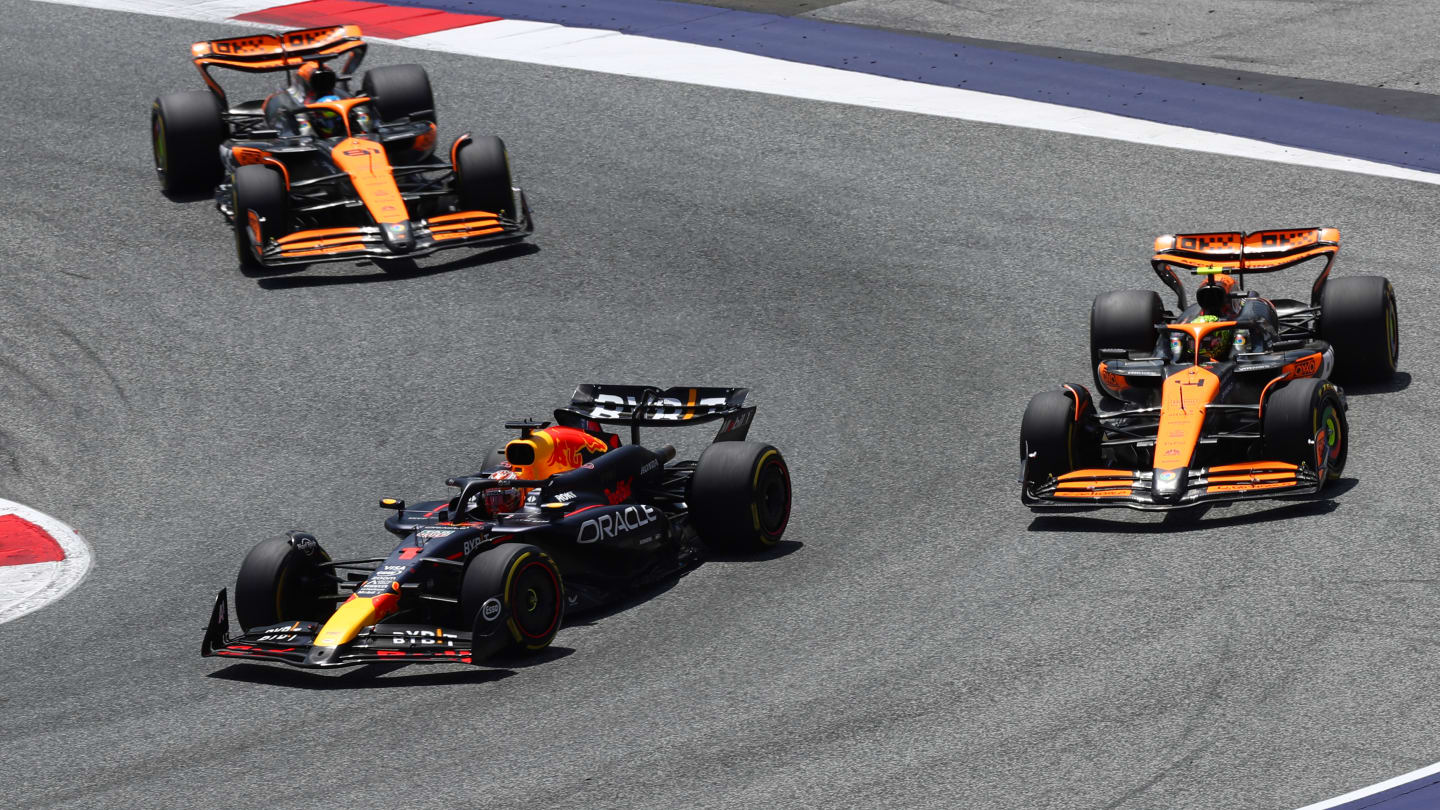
[3,1,1440,809]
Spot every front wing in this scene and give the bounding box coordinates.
[250,195,534,267]
[200,589,476,668]
[1022,461,1324,511]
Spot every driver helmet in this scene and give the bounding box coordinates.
[296,60,338,101]
[1194,314,1233,363]
[308,105,346,138]
[483,469,524,515]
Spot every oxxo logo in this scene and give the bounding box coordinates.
[577,505,659,543]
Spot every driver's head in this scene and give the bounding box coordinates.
[308,105,346,138]
[1194,314,1233,362]
[296,60,338,100]
[482,469,524,515]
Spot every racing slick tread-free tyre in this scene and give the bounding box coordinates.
[1020,386,1102,489]
[688,442,792,552]
[234,533,337,631]
[151,90,225,195]
[1090,290,1164,392]
[455,136,514,219]
[1262,378,1347,480]
[231,164,287,269]
[1319,275,1398,383]
[361,64,435,124]
[461,544,564,663]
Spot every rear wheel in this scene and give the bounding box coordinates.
[362,64,435,124]
[688,442,791,552]
[1319,275,1398,383]
[1262,378,1347,479]
[234,532,337,631]
[1020,386,1102,490]
[151,90,226,194]
[454,136,514,218]
[231,164,287,268]
[460,544,564,663]
[1090,290,1164,392]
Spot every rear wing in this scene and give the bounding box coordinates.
[1151,227,1339,307]
[191,25,367,105]
[554,385,756,444]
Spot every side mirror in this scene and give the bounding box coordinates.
[379,497,405,511]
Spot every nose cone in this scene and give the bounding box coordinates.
[381,220,414,252]
[1152,467,1188,503]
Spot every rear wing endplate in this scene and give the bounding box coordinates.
[554,384,756,444]
[191,25,367,104]
[1151,227,1339,307]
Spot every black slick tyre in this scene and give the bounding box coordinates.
[234,532,337,631]
[231,164,287,268]
[454,136,514,218]
[688,442,791,552]
[1090,290,1163,391]
[1262,378,1347,480]
[1319,275,1398,383]
[151,90,226,194]
[1020,386,1102,490]
[361,64,435,124]
[461,544,563,663]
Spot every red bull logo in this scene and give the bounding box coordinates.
[510,426,610,481]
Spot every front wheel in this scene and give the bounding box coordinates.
[688,442,791,552]
[460,544,564,663]
[231,164,287,268]
[1262,378,1347,480]
[454,135,514,219]
[1020,385,1102,491]
[233,532,337,631]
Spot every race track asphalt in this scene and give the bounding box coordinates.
[4,1,1440,808]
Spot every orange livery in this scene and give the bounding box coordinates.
[1021,227,1398,511]
[151,25,533,270]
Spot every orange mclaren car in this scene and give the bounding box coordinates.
[1021,228,1399,510]
[150,25,533,268]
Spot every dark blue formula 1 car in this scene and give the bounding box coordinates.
[202,385,792,668]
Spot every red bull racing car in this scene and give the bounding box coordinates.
[150,24,532,268]
[202,385,792,668]
[1021,227,1399,511]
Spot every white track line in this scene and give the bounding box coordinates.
[32,0,1440,186]
[0,498,92,624]
[1293,760,1440,809]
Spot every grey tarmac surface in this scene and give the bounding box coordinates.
[808,0,1440,95]
[3,1,1440,808]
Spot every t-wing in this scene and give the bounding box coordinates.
[1151,227,1340,308]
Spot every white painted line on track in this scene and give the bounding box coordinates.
[1293,760,1440,810]
[401,19,1440,186]
[33,0,1440,186]
[0,499,92,625]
